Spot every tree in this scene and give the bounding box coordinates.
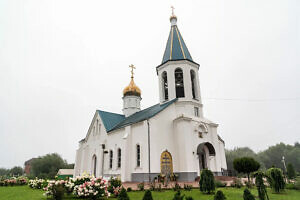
[233,157,260,182]
[0,168,10,177]
[142,190,153,200]
[118,187,129,200]
[214,190,226,200]
[266,167,285,193]
[31,153,69,179]
[10,166,23,176]
[243,188,255,200]
[199,169,215,194]
[287,163,296,179]
[254,171,269,200]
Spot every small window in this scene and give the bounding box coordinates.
[162,71,168,100]
[190,70,196,99]
[117,148,121,168]
[136,144,141,167]
[109,150,113,169]
[194,107,199,117]
[98,124,101,135]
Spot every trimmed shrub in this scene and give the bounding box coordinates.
[138,182,145,191]
[173,182,181,191]
[142,190,153,200]
[243,188,255,200]
[254,171,268,200]
[118,187,130,200]
[214,190,226,200]
[183,184,192,191]
[215,180,226,188]
[173,190,185,200]
[266,167,285,193]
[231,178,242,188]
[127,187,132,192]
[199,169,215,194]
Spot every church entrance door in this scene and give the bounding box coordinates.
[197,142,216,174]
[160,151,173,177]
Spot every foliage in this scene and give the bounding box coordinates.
[0,177,28,186]
[173,190,185,200]
[108,177,122,194]
[226,147,259,175]
[142,190,153,200]
[185,197,194,200]
[183,184,193,191]
[73,177,109,199]
[243,188,255,200]
[138,182,145,191]
[215,180,226,188]
[233,157,260,181]
[118,187,130,200]
[43,180,66,200]
[254,171,268,200]
[199,169,215,194]
[214,190,226,200]
[9,166,23,176]
[28,178,47,189]
[31,153,70,179]
[230,178,242,188]
[266,167,285,193]
[173,182,182,191]
[287,163,296,179]
[226,142,300,173]
[285,177,300,190]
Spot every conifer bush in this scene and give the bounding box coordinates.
[214,190,226,200]
[254,171,268,200]
[142,190,153,200]
[118,187,130,200]
[199,169,215,194]
[172,190,185,200]
[266,167,285,193]
[243,188,255,200]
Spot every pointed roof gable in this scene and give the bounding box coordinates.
[97,110,125,132]
[162,22,193,64]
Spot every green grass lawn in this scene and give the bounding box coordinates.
[0,186,300,200]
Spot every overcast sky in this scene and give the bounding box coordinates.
[0,0,299,168]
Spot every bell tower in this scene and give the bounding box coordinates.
[156,9,203,117]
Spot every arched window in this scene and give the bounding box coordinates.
[175,68,185,98]
[109,150,113,169]
[162,71,168,100]
[136,144,141,167]
[92,155,97,177]
[190,70,196,99]
[117,148,121,168]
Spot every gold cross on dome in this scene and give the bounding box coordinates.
[129,64,136,78]
[171,6,175,15]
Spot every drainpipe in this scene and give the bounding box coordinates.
[147,119,151,182]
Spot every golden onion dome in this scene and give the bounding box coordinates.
[123,64,141,97]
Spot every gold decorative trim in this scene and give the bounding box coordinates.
[170,26,174,60]
[175,26,186,59]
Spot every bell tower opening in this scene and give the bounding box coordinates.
[162,71,168,101]
[175,68,185,98]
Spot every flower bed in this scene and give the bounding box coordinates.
[0,177,28,186]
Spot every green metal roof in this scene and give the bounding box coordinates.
[97,99,177,133]
[97,110,125,132]
[162,25,193,64]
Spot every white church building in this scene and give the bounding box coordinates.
[74,13,227,182]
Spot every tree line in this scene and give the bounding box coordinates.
[226,142,300,175]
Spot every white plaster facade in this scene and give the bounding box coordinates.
[74,16,227,182]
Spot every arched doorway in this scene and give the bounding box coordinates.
[92,155,97,177]
[197,143,215,172]
[160,150,173,176]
